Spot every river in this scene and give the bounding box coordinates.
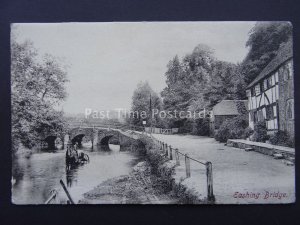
[12,144,140,204]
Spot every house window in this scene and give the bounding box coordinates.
[255,84,261,95]
[253,111,258,123]
[275,71,279,83]
[266,105,274,120]
[286,99,294,120]
[251,87,255,97]
[257,109,264,122]
[267,76,273,88]
[273,105,277,117]
[263,79,268,90]
[246,90,251,98]
[283,62,292,81]
[288,62,293,79]
[260,82,264,92]
[249,111,254,122]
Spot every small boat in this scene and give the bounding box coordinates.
[66,141,89,166]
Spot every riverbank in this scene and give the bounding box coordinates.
[79,134,209,204]
[79,161,179,204]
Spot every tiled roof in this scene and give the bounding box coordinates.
[212,100,248,116]
[247,41,293,89]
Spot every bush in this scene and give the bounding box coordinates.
[215,115,250,142]
[243,127,254,139]
[176,119,193,134]
[252,121,269,142]
[191,118,210,136]
[269,130,294,148]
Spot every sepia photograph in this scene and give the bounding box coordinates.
[11,21,295,204]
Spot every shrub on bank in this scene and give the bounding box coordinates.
[215,115,250,142]
[243,127,254,139]
[173,118,210,135]
[251,121,269,143]
[191,118,210,136]
[269,130,294,148]
[177,119,194,134]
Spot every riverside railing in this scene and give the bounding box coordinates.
[147,133,215,202]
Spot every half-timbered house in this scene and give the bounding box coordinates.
[246,41,294,137]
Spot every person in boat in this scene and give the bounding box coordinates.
[78,152,89,163]
[66,140,79,165]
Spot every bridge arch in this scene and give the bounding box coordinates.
[71,133,85,147]
[44,135,57,150]
[99,135,114,145]
[97,129,119,147]
[69,127,97,149]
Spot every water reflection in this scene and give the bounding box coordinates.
[66,164,79,188]
[12,144,139,204]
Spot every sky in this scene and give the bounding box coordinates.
[12,22,256,114]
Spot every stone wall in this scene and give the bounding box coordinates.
[227,139,295,160]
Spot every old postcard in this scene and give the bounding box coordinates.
[11,22,295,204]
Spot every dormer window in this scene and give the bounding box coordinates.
[246,90,251,97]
[255,84,261,95]
[263,79,268,90]
[251,87,255,97]
[267,76,273,88]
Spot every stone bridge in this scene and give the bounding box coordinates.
[43,125,146,151]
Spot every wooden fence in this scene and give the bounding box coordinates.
[144,127,178,134]
[144,132,215,202]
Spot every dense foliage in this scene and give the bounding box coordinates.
[191,118,210,136]
[11,38,69,152]
[159,44,246,132]
[269,130,294,148]
[128,81,163,127]
[251,121,269,143]
[242,22,292,84]
[214,115,250,142]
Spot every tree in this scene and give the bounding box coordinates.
[161,45,215,130]
[11,37,69,152]
[202,61,236,107]
[242,22,292,84]
[129,81,162,126]
[161,44,249,132]
[36,54,68,104]
[161,55,188,112]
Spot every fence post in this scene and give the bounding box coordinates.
[175,149,180,166]
[185,154,191,178]
[169,145,173,160]
[206,162,215,202]
[165,143,168,157]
